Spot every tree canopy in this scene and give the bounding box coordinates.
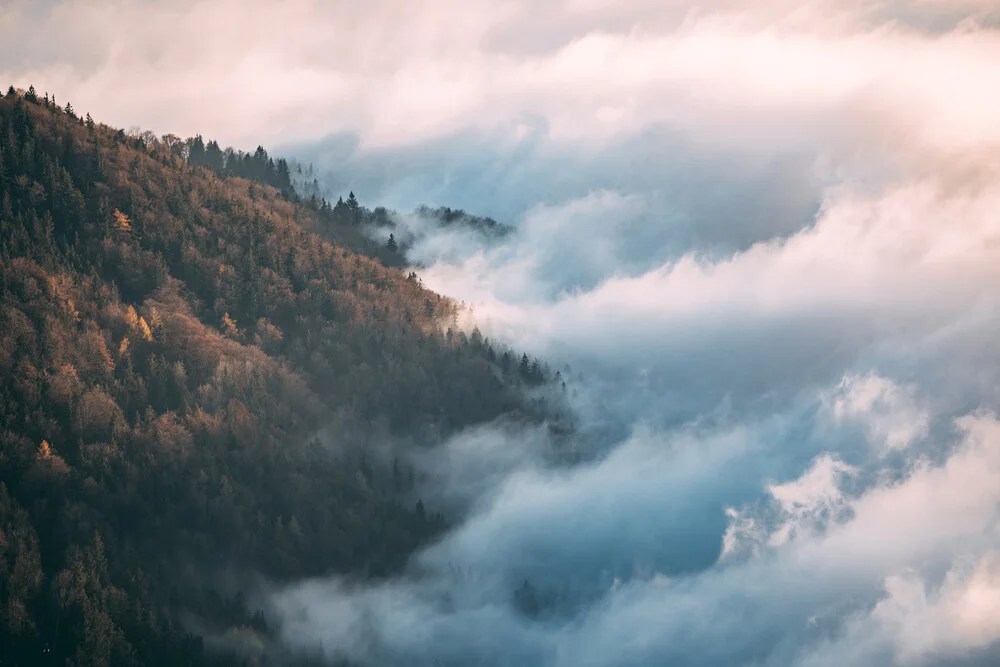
[0,86,559,667]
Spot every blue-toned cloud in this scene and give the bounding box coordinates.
[273,404,1000,667]
[264,3,1000,665]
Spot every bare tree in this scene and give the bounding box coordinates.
[140,130,159,149]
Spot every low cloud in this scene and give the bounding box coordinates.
[272,409,1000,666]
[264,2,1000,665]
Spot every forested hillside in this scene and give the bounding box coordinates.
[0,86,551,667]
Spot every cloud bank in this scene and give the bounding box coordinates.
[8,0,1000,665]
[267,2,1000,665]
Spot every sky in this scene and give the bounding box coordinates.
[7,1,1000,665]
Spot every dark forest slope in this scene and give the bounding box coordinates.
[0,87,548,667]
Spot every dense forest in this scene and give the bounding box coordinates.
[0,86,557,666]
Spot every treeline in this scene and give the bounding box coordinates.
[412,205,509,237]
[0,85,557,667]
[186,138,293,196]
[150,110,512,271]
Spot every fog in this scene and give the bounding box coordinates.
[8,0,1000,664]
[268,2,1000,665]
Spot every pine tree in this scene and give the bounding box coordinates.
[188,135,206,166]
[346,191,360,222]
[276,158,291,192]
[386,233,398,252]
[205,140,224,172]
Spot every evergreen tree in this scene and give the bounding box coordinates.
[188,134,206,166]
[501,351,512,373]
[346,191,360,223]
[276,158,292,193]
[205,140,224,172]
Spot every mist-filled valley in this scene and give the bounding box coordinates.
[4,1,1000,666]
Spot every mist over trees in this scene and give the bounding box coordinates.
[0,86,559,666]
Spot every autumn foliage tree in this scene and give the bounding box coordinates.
[0,87,559,667]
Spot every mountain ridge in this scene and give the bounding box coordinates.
[0,85,554,667]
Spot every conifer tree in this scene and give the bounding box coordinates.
[346,190,360,222]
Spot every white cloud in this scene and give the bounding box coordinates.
[6,0,1000,153]
[767,453,856,545]
[721,452,856,559]
[876,557,1000,663]
[829,373,929,452]
[273,410,1000,666]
